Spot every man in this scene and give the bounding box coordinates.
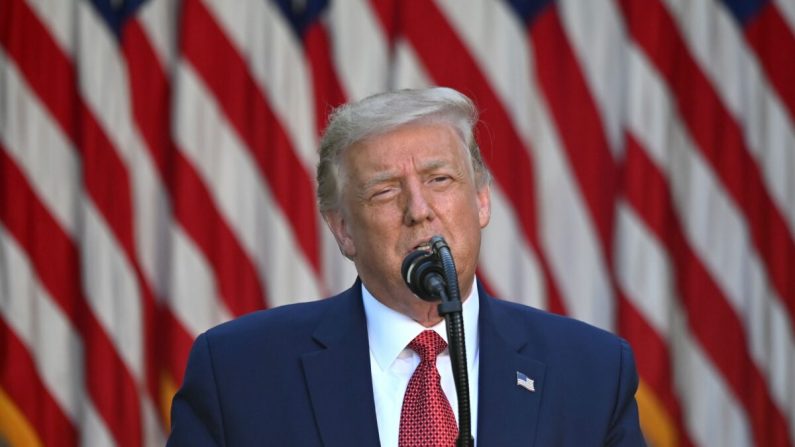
[168,87,646,446]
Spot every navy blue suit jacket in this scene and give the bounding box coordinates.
[168,281,645,446]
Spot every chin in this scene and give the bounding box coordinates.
[414,305,444,327]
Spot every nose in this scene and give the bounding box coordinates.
[403,179,434,226]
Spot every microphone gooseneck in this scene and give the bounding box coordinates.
[401,236,475,447]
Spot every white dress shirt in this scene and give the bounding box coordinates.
[362,279,480,447]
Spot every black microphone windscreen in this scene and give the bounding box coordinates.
[402,249,445,301]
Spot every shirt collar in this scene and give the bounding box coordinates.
[362,277,480,372]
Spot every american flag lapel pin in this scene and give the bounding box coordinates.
[516,371,535,392]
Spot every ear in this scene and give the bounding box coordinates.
[476,183,491,229]
[323,210,357,259]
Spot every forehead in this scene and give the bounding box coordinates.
[343,123,468,174]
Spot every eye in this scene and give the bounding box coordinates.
[430,175,452,185]
[370,187,396,200]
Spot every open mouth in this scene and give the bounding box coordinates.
[411,241,432,253]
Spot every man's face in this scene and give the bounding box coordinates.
[324,122,491,326]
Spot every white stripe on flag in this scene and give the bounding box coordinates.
[25,0,75,56]
[138,0,179,68]
[615,204,672,339]
[558,0,627,154]
[173,63,323,306]
[0,227,115,447]
[440,0,615,329]
[391,39,434,90]
[663,0,795,234]
[0,52,80,236]
[169,226,233,336]
[205,0,320,175]
[672,307,754,447]
[774,0,795,33]
[76,2,175,302]
[627,42,795,427]
[480,188,546,310]
[80,202,145,382]
[328,0,390,100]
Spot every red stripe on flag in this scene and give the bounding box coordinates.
[0,149,143,447]
[392,0,568,315]
[304,22,349,136]
[2,0,165,426]
[620,0,795,339]
[122,15,212,398]
[171,150,267,316]
[181,0,322,276]
[0,0,78,143]
[367,0,399,46]
[0,320,77,447]
[123,18,262,415]
[122,19,173,177]
[530,6,618,258]
[744,3,795,125]
[80,111,136,256]
[616,294,695,447]
[157,308,195,385]
[125,0,267,321]
[622,133,793,447]
[78,99,163,421]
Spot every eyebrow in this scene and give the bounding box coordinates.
[360,159,451,190]
[361,171,399,191]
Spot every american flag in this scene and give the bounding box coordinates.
[1,0,793,445]
[516,371,536,393]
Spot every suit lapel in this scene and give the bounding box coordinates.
[476,287,546,446]
[300,281,547,445]
[301,283,381,446]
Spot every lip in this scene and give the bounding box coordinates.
[407,234,447,254]
[406,238,434,254]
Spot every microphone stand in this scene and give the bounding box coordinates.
[429,237,475,447]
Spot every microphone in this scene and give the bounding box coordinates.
[401,248,447,302]
[401,237,475,447]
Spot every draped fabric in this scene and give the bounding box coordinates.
[1,0,793,445]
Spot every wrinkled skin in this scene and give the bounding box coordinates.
[324,122,491,326]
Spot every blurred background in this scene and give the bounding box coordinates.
[1,0,794,445]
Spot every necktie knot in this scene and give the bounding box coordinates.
[409,330,447,362]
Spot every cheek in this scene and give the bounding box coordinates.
[352,205,402,240]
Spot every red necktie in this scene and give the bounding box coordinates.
[399,330,458,447]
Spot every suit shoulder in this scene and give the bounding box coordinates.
[202,288,352,346]
[487,298,626,353]
[210,300,324,333]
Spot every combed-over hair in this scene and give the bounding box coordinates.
[316,87,491,212]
